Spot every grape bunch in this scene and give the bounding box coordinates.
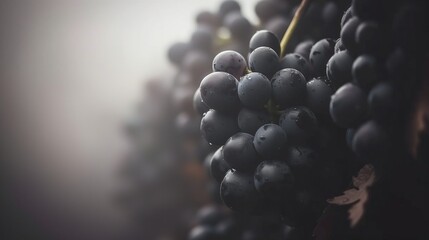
[165,0,428,239]
[194,0,429,236]
[192,0,356,234]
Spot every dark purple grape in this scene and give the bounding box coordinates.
[264,16,290,40]
[254,160,294,198]
[322,2,341,25]
[183,50,212,81]
[255,0,290,23]
[220,170,263,213]
[189,225,219,240]
[223,133,261,172]
[279,107,318,145]
[196,205,225,225]
[330,83,367,128]
[340,16,361,53]
[306,78,333,119]
[352,120,389,162]
[200,110,239,145]
[193,88,210,117]
[200,72,240,112]
[210,146,231,183]
[279,53,313,80]
[368,82,395,122]
[352,54,378,89]
[191,26,214,52]
[238,108,271,135]
[213,50,247,79]
[253,124,287,159]
[167,42,190,66]
[294,40,315,60]
[271,68,306,109]
[284,147,318,187]
[219,0,241,20]
[248,46,280,79]
[238,72,271,109]
[326,50,354,90]
[249,30,281,56]
[215,219,240,239]
[196,11,219,28]
[355,21,382,54]
[309,38,336,77]
[224,12,254,42]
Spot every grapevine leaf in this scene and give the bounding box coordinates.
[327,164,376,227]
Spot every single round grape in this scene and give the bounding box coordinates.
[213,50,247,80]
[200,72,240,112]
[196,11,219,28]
[200,110,239,145]
[220,170,263,213]
[306,78,333,119]
[196,205,225,225]
[368,82,395,122]
[191,26,214,52]
[329,83,367,128]
[224,12,254,42]
[294,39,315,60]
[322,2,341,25]
[253,124,287,159]
[210,146,231,183]
[193,88,210,117]
[352,120,389,162]
[219,0,241,20]
[279,53,313,80]
[167,42,190,66]
[215,219,240,239]
[254,0,288,23]
[223,132,261,172]
[254,160,294,198]
[249,30,281,56]
[309,38,336,77]
[188,225,219,240]
[238,72,271,109]
[352,54,378,89]
[271,68,306,109]
[326,50,354,90]
[355,21,381,54]
[340,16,361,53]
[248,46,280,79]
[183,50,212,81]
[264,16,290,40]
[279,107,318,145]
[238,108,271,135]
[284,147,318,187]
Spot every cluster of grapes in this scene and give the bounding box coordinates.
[329,0,428,169]
[189,0,359,237]
[121,0,428,239]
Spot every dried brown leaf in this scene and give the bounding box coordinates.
[327,164,376,227]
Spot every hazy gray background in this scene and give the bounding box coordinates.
[0,0,257,239]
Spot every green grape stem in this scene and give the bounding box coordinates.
[280,0,312,58]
